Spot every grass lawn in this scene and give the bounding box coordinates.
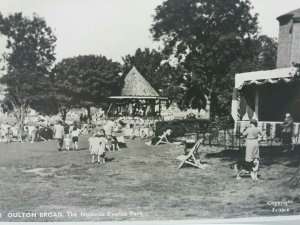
[0,135,300,222]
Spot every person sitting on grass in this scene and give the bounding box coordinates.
[140,130,148,139]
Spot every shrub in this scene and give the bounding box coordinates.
[155,117,234,140]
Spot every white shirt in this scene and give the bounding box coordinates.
[54,124,65,139]
[71,129,80,137]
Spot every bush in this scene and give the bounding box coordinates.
[155,117,234,140]
[155,119,210,139]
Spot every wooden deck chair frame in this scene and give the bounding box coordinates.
[176,139,205,169]
[156,130,171,145]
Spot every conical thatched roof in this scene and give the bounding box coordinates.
[121,67,159,97]
[277,8,300,21]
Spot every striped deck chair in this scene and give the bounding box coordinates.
[176,139,206,169]
[156,129,172,145]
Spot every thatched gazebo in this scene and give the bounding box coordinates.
[108,67,167,117]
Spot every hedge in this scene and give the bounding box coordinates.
[155,117,234,140]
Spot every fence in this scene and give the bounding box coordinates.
[155,118,300,149]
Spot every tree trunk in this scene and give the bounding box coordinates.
[86,106,91,124]
[289,165,300,188]
[14,104,26,142]
[61,109,67,121]
[205,93,211,120]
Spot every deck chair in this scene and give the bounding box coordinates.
[156,129,172,145]
[176,139,206,169]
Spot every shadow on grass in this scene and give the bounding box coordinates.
[105,157,115,162]
[206,145,300,168]
[61,148,88,151]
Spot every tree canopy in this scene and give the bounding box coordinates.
[52,55,123,120]
[151,0,259,118]
[0,12,56,129]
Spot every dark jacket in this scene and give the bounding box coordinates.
[282,117,293,133]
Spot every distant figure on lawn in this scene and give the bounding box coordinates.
[111,133,120,151]
[53,121,65,151]
[281,113,294,152]
[64,134,71,151]
[71,125,81,150]
[1,121,10,143]
[89,129,109,164]
[30,126,39,143]
[243,119,263,162]
[104,120,114,140]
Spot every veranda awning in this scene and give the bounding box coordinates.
[108,96,168,100]
[235,67,299,89]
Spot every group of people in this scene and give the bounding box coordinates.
[88,124,122,164]
[0,122,54,143]
[53,120,122,165]
[53,121,81,151]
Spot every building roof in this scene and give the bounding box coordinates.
[235,67,299,89]
[112,66,161,98]
[277,8,300,21]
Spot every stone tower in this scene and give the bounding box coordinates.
[277,8,300,68]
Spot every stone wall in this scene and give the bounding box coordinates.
[277,19,293,68]
[290,22,300,66]
[277,18,300,68]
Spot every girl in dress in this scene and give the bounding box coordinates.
[64,134,71,151]
[88,132,97,163]
[89,129,108,164]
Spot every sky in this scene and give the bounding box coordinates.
[0,0,300,63]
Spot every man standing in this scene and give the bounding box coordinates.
[53,121,65,151]
[1,121,9,143]
[282,113,294,152]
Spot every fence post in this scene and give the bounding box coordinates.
[217,128,219,146]
[209,125,212,147]
[231,129,234,149]
[224,129,227,150]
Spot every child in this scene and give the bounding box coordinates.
[140,130,147,139]
[64,134,71,151]
[89,129,108,164]
[89,132,97,164]
[97,129,109,163]
[111,134,120,151]
[71,125,80,150]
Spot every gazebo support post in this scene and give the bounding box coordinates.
[159,100,161,116]
[107,102,113,117]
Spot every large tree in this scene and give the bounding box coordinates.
[52,55,123,121]
[230,35,278,73]
[0,13,56,134]
[151,0,259,118]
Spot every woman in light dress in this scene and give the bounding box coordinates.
[243,119,263,162]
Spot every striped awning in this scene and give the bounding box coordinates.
[235,67,299,89]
